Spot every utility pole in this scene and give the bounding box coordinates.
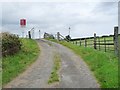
[69,27,71,36]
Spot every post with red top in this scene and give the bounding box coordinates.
[20,19,26,38]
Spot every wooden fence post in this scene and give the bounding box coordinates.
[98,37,100,50]
[76,41,77,45]
[80,39,81,46]
[94,33,97,49]
[108,45,109,51]
[114,26,119,56]
[85,38,87,47]
[28,31,31,39]
[104,37,106,52]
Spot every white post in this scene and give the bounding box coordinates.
[21,27,25,38]
[22,31,24,38]
[20,19,26,38]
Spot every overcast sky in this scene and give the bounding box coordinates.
[1,0,119,39]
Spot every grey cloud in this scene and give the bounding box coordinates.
[92,2,118,15]
[2,2,96,25]
[1,2,118,38]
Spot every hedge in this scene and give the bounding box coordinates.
[1,32,21,57]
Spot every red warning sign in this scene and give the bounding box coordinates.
[20,19,26,27]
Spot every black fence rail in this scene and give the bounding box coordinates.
[70,27,119,56]
[43,27,119,56]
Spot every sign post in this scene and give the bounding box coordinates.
[20,19,26,38]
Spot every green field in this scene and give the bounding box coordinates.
[48,39,118,88]
[2,38,40,86]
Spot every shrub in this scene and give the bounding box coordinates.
[1,32,21,57]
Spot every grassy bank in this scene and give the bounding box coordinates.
[48,54,61,84]
[0,62,1,88]
[2,38,40,86]
[48,39,118,88]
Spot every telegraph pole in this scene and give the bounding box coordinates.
[69,27,71,36]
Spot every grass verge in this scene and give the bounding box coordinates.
[48,54,61,84]
[48,39,118,88]
[2,38,40,86]
[0,62,1,88]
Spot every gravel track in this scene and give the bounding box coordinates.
[4,39,100,88]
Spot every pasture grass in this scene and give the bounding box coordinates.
[2,38,40,86]
[48,39,118,88]
[48,54,61,84]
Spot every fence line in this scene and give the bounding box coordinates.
[43,27,119,56]
[70,26,119,56]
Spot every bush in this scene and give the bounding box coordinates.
[1,32,21,57]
